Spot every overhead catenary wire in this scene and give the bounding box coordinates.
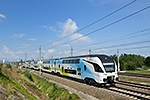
[42,0,137,46]
[79,31,150,51]
[120,45,150,51]
[44,6,150,50]
[93,40,150,50]
[86,28,150,47]
[72,39,150,55]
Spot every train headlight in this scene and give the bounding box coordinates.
[103,74,107,76]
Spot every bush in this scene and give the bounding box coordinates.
[22,71,34,82]
[142,65,148,70]
[6,64,12,71]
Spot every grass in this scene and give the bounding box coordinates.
[0,67,38,99]
[32,73,80,100]
[21,70,34,82]
[1,65,80,100]
[125,70,150,74]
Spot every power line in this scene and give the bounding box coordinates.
[42,0,137,46]
[93,40,150,50]
[77,28,150,51]
[87,28,150,47]
[73,39,150,55]
[120,45,150,51]
[45,6,150,50]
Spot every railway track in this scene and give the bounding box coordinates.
[27,68,150,100]
[118,72,150,78]
[107,81,150,100]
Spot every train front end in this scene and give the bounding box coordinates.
[98,55,119,84]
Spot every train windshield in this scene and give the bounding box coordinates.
[103,63,115,72]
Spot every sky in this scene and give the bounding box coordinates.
[0,0,150,62]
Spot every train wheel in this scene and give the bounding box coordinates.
[52,71,55,75]
[84,78,90,84]
[57,72,61,76]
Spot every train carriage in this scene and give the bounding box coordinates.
[41,54,118,85]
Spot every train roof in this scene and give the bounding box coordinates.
[29,54,113,62]
[59,54,111,59]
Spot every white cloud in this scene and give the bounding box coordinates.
[10,33,25,38]
[16,50,24,54]
[42,26,56,31]
[20,44,30,49]
[80,51,88,55]
[95,48,110,52]
[57,51,71,55]
[33,50,39,53]
[0,14,6,19]
[0,45,17,60]
[22,44,30,46]
[1,45,14,55]
[20,47,26,49]
[48,49,55,53]
[52,41,70,47]
[58,18,91,43]
[28,38,36,41]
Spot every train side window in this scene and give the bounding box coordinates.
[77,68,81,71]
[84,65,86,71]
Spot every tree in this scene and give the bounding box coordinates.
[119,59,125,71]
[145,56,150,68]
[126,61,136,70]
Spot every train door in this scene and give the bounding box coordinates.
[76,67,81,79]
[54,60,56,72]
[81,65,87,79]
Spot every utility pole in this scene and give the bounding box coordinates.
[117,49,120,71]
[71,46,73,57]
[89,48,91,55]
[39,45,41,75]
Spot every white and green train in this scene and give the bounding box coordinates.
[27,54,118,85]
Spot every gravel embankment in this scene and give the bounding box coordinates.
[31,70,131,100]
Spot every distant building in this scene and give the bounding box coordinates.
[3,59,5,64]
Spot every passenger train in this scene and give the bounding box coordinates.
[25,54,118,85]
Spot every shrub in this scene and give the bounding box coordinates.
[6,64,12,71]
[142,65,148,70]
[22,70,34,82]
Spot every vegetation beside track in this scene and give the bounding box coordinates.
[125,70,150,74]
[0,64,80,100]
[111,53,150,71]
